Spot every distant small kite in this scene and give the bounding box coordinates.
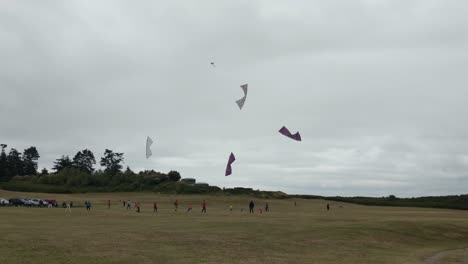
[279,126,302,141]
[146,136,153,159]
[210,62,215,68]
[225,152,236,176]
[236,84,248,110]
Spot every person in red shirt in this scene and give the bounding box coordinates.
[153,201,157,213]
[187,205,192,212]
[174,200,179,211]
[201,200,207,213]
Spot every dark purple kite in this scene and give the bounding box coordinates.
[225,152,236,176]
[279,126,302,141]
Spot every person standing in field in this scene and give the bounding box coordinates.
[326,203,330,211]
[136,202,141,213]
[127,200,132,211]
[123,200,126,207]
[153,201,157,213]
[201,200,207,213]
[85,200,91,211]
[108,200,111,209]
[187,205,192,212]
[65,201,71,212]
[249,200,255,214]
[265,202,269,212]
[230,205,233,212]
[174,200,179,211]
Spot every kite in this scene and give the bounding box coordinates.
[236,84,248,110]
[279,126,302,141]
[225,152,236,176]
[146,136,153,159]
[210,62,215,68]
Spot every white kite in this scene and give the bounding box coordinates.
[236,84,248,110]
[146,136,153,159]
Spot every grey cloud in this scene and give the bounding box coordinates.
[1,1,468,196]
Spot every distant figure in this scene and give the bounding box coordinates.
[294,201,297,207]
[65,201,71,212]
[136,202,141,213]
[127,200,132,210]
[249,200,255,214]
[201,200,207,213]
[187,205,192,212]
[230,205,233,212]
[62,201,66,208]
[70,201,73,208]
[174,200,179,211]
[326,203,330,211]
[265,202,269,212]
[85,200,91,211]
[259,208,263,214]
[108,200,111,209]
[153,202,158,213]
[123,200,126,207]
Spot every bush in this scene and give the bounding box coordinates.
[168,171,181,182]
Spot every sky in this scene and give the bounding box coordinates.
[1,0,468,197]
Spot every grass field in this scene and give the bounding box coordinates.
[0,190,467,264]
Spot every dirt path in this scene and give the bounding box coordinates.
[424,248,468,264]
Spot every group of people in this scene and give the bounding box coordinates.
[55,199,339,214]
[247,200,271,214]
[62,199,336,214]
[122,200,143,212]
[59,198,284,215]
[173,199,207,213]
[79,199,272,214]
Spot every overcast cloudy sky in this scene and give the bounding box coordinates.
[1,1,468,197]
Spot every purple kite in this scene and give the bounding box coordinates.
[279,126,302,141]
[225,152,236,176]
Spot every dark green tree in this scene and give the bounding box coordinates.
[0,144,11,181]
[22,146,40,175]
[100,149,124,175]
[124,166,134,175]
[168,170,181,182]
[52,155,73,173]
[73,149,96,174]
[41,168,49,175]
[7,148,23,177]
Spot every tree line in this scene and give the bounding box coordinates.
[0,144,40,180]
[0,144,182,192]
[0,144,135,179]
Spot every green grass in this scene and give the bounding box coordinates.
[0,190,467,264]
